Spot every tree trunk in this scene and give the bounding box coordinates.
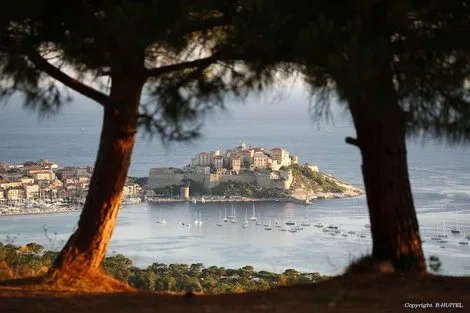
[49,75,145,278]
[348,93,426,272]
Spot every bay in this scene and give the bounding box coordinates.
[0,89,469,275]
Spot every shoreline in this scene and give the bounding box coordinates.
[0,193,364,217]
[0,198,142,217]
[0,207,81,217]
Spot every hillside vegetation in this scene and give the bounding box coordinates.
[0,242,330,294]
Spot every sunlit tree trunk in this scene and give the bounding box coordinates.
[49,75,145,278]
[347,77,426,272]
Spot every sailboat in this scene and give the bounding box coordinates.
[217,210,223,226]
[255,213,262,225]
[264,218,272,230]
[314,221,323,228]
[249,202,258,221]
[223,207,229,222]
[194,211,200,225]
[231,207,237,223]
[242,208,249,228]
[157,208,167,224]
[198,210,203,226]
[458,230,469,245]
[185,214,191,227]
[301,208,311,226]
[227,204,235,219]
[450,210,460,234]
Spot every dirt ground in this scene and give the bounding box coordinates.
[0,273,469,313]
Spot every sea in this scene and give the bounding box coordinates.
[0,87,469,275]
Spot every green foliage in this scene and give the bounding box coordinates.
[285,164,346,193]
[428,256,442,273]
[0,241,331,293]
[186,179,289,198]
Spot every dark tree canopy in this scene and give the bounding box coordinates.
[0,0,258,141]
[228,0,470,143]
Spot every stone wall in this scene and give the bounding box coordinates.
[255,170,293,190]
[148,167,292,190]
[148,168,184,188]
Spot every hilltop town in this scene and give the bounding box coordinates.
[148,143,364,202]
[0,144,363,216]
[0,160,142,215]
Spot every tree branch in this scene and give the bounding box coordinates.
[345,136,361,148]
[146,54,221,77]
[27,51,109,106]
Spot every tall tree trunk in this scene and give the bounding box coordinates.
[348,89,426,272]
[49,75,144,278]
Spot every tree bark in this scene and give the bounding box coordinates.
[348,87,426,272]
[49,75,145,278]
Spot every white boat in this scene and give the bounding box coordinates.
[450,210,460,234]
[223,207,229,223]
[264,218,272,230]
[364,223,371,228]
[242,208,249,228]
[288,228,297,233]
[301,208,311,226]
[227,204,235,219]
[198,210,203,225]
[217,210,223,226]
[194,210,200,225]
[285,211,296,226]
[255,213,262,225]
[231,207,237,223]
[249,202,258,221]
[157,208,167,224]
[459,230,469,245]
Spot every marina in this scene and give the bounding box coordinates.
[1,197,469,276]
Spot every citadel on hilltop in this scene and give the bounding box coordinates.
[148,143,319,191]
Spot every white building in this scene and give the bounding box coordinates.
[213,156,224,170]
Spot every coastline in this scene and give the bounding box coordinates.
[0,207,80,217]
[0,198,142,217]
[0,192,365,217]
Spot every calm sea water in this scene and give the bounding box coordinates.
[0,89,469,275]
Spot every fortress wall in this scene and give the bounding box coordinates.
[255,171,294,190]
[148,171,184,188]
[219,172,256,184]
